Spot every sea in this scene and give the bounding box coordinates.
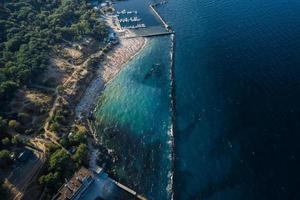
[93,0,300,199]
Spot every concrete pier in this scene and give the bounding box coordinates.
[149,2,177,199]
[123,31,172,39]
[149,4,172,32]
[169,33,176,200]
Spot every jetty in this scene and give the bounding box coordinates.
[123,31,172,39]
[169,33,176,200]
[149,4,172,32]
[150,2,177,200]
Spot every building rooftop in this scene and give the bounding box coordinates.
[53,167,94,200]
[52,167,147,200]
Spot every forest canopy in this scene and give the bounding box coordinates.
[0,0,107,104]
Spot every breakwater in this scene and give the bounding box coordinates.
[150,2,177,199]
[168,33,176,200]
[149,3,172,32]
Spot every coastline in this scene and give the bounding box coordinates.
[75,35,147,118]
[75,34,148,171]
[75,2,174,199]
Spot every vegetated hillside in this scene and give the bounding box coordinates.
[0,1,107,198]
[0,0,107,108]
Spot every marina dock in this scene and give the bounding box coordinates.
[122,31,173,39]
[113,1,173,38]
[118,23,173,38]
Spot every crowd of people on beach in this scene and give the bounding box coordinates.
[76,35,146,118]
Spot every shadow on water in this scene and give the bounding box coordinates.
[132,61,166,88]
[95,120,166,198]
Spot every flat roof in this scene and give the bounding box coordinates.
[53,167,146,200]
[80,171,138,200]
[54,167,93,200]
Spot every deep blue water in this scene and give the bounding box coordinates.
[94,0,300,199]
[158,0,300,199]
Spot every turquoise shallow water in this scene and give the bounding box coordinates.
[94,37,173,199]
[94,0,300,199]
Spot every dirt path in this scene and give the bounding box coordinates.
[43,44,110,153]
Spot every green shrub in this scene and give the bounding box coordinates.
[49,149,72,172]
[0,117,7,132]
[59,135,70,148]
[49,122,60,133]
[72,143,87,165]
[8,120,18,129]
[39,172,60,188]
[11,134,22,146]
[18,113,30,124]
[0,150,12,168]
[69,131,86,145]
[1,137,10,146]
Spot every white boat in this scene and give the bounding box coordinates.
[117,9,126,15]
[129,17,141,22]
[119,18,129,23]
[127,10,138,15]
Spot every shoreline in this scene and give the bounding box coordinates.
[75,34,148,174]
[75,1,175,199]
[75,35,147,118]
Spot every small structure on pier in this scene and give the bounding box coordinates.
[52,167,147,200]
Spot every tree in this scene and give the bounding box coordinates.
[49,149,71,172]
[59,135,70,148]
[56,85,64,94]
[69,125,87,145]
[8,120,21,131]
[11,134,22,146]
[39,172,60,188]
[69,131,86,144]
[18,113,30,124]
[49,122,60,133]
[0,178,8,198]
[0,81,19,100]
[1,137,10,146]
[53,114,65,124]
[76,125,87,135]
[72,143,87,165]
[0,117,7,132]
[0,150,11,168]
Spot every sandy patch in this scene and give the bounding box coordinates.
[64,47,83,59]
[24,90,52,105]
[75,36,146,117]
